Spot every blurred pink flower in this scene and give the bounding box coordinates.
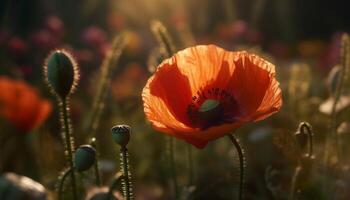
[82,26,107,48]
[231,20,248,38]
[45,16,64,38]
[74,48,94,63]
[30,29,58,51]
[7,37,28,56]
[317,32,342,72]
[106,12,126,31]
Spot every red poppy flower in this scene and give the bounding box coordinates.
[0,77,52,132]
[142,45,282,148]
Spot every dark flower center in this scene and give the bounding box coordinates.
[198,99,223,123]
[186,87,240,129]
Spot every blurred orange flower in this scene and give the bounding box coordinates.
[0,77,52,132]
[142,45,282,148]
[112,63,147,102]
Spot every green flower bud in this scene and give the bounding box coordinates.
[111,125,131,147]
[44,49,79,99]
[74,145,96,172]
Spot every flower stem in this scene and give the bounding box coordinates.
[107,171,124,200]
[90,138,101,186]
[57,167,73,200]
[227,134,245,200]
[60,99,77,200]
[325,33,350,164]
[120,146,134,200]
[291,122,314,200]
[151,20,176,58]
[290,165,302,200]
[299,122,314,158]
[86,34,126,139]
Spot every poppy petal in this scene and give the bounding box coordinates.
[226,51,278,117]
[142,75,195,135]
[174,45,235,94]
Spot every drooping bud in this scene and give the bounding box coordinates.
[44,49,79,99]
[111,125,131,147]
[74,145,96,172]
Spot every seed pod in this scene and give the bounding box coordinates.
[44,49,79,99]
[74,145,96,172]
[111,125,131,147]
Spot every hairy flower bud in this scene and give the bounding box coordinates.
[44,49,79,99]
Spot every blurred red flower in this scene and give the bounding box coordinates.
[142,45,282,148]
[82,26,107,48]
[0,77,52,132]
[112,63,147,102]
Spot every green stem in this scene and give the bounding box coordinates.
[299,122,314,158]
[58,167,73,200]
[61,99,78,200]
[90,138,101,186]
[227,134,245,200]
[290,165,301,200]
[86,34,125,139]
[93,157,101,186]
[120,147,133,200]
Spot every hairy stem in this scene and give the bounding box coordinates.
[57,167,73,200]
[60,99,77,200]
[86,34,126,139]
[151,20,176,58]
[227,134,245,200]
[120,147,134,200]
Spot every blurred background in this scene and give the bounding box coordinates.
[1,0,350,199]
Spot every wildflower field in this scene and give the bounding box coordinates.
[0,0,350,199]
